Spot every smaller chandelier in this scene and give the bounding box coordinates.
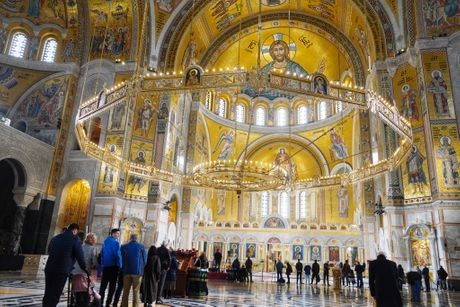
[192,160,287,192]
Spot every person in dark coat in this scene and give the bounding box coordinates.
[295,259,303,284]
[164,250,179,299]
[214,249,222,270]
[275,259,284,282]
[304,264,311,283]
[141,246,161,307]
[311,260,320,285]
[437,266,448,290]
[323,261,330,286]
[422,265,430,292]
[397,264,405,291]
[43,223,87,307]
[245,256,253,283]
[407,269,422,302]
[355,261,365,288]
[342,259,351,286]
[368,253,402,307]
[156,241,171,304]
[285,262,293,284]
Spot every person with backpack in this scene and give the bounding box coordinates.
[437,266,448,290]
[295,259,303,284]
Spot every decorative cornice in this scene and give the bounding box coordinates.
[1,15,68,37]
[0,54,79,75]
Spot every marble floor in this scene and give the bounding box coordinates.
[0,272,457,306]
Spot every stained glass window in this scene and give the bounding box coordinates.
[8,32,28,58]
[41,38,58,62]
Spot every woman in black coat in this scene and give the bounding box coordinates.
[164,251,179,299]
[141,246,161,307]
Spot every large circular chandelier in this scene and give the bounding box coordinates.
[192,159,288,191]
[75,68,412,192]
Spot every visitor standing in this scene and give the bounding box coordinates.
[304,264,311,284]
[214,249,222,270]
[43,223,87,307]
[157,241,171,304]
[164,250,179,299]
[285,262,292,284]
[311,260,320,285]
[120,234,146,307]
[354,261,364,289]
[368,253,402,307]
[422,265,430,292]
[323,261,330,286]
[437,266,448,290]
[141,246,161,307]
[245,256,253,283]
[397,264,405,291]
[342,260,351,286]
[276,259,284,283]
[407,269,422,302]
[99,228,122,307]
[71,232,98,306]
[295,259,303,284]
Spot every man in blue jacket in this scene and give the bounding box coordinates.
[43,223,87,307]
[100,228,122,307]
[121,234,146,307]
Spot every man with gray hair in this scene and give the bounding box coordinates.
[121,234,146,307]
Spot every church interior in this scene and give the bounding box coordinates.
[0,0,460,305]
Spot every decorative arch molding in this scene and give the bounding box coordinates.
[2,16,69,37]
[156,0,396,73]
[344,238,363,247]
[330,162,353,175]
[238,133,330,176]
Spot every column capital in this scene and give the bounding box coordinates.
[12,187,37,208]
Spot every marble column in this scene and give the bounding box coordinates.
[11,188,36,254]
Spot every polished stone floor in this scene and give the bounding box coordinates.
[0,272,457,306]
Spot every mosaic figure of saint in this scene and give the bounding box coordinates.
[406,145,427,194]
[137,98,154,136]
[128,151,146,192]
[330,128,348,159]
[436,136,459,187]
[103,165,114,186]
[274,147,297,181]
[337,185,349,217]
[427,70,449,116]
[313,75,327,95]
[401,84,419,120]
[213,130,234,160]
[260,39,308,76]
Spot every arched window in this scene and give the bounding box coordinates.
[205,91,213,110]
[297,105,307,124]
[279,191,289,219]
[261,191,270,218]
[41,38,58,62]
[298,191,307,219]
[8,32,28,58]
[276,107,288,126]
[308,192,317,222]
[235,104,245,123]
[255,106,266,125]
[217,98,226,117]
[336,101,344,114]
[318,101,328,120]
